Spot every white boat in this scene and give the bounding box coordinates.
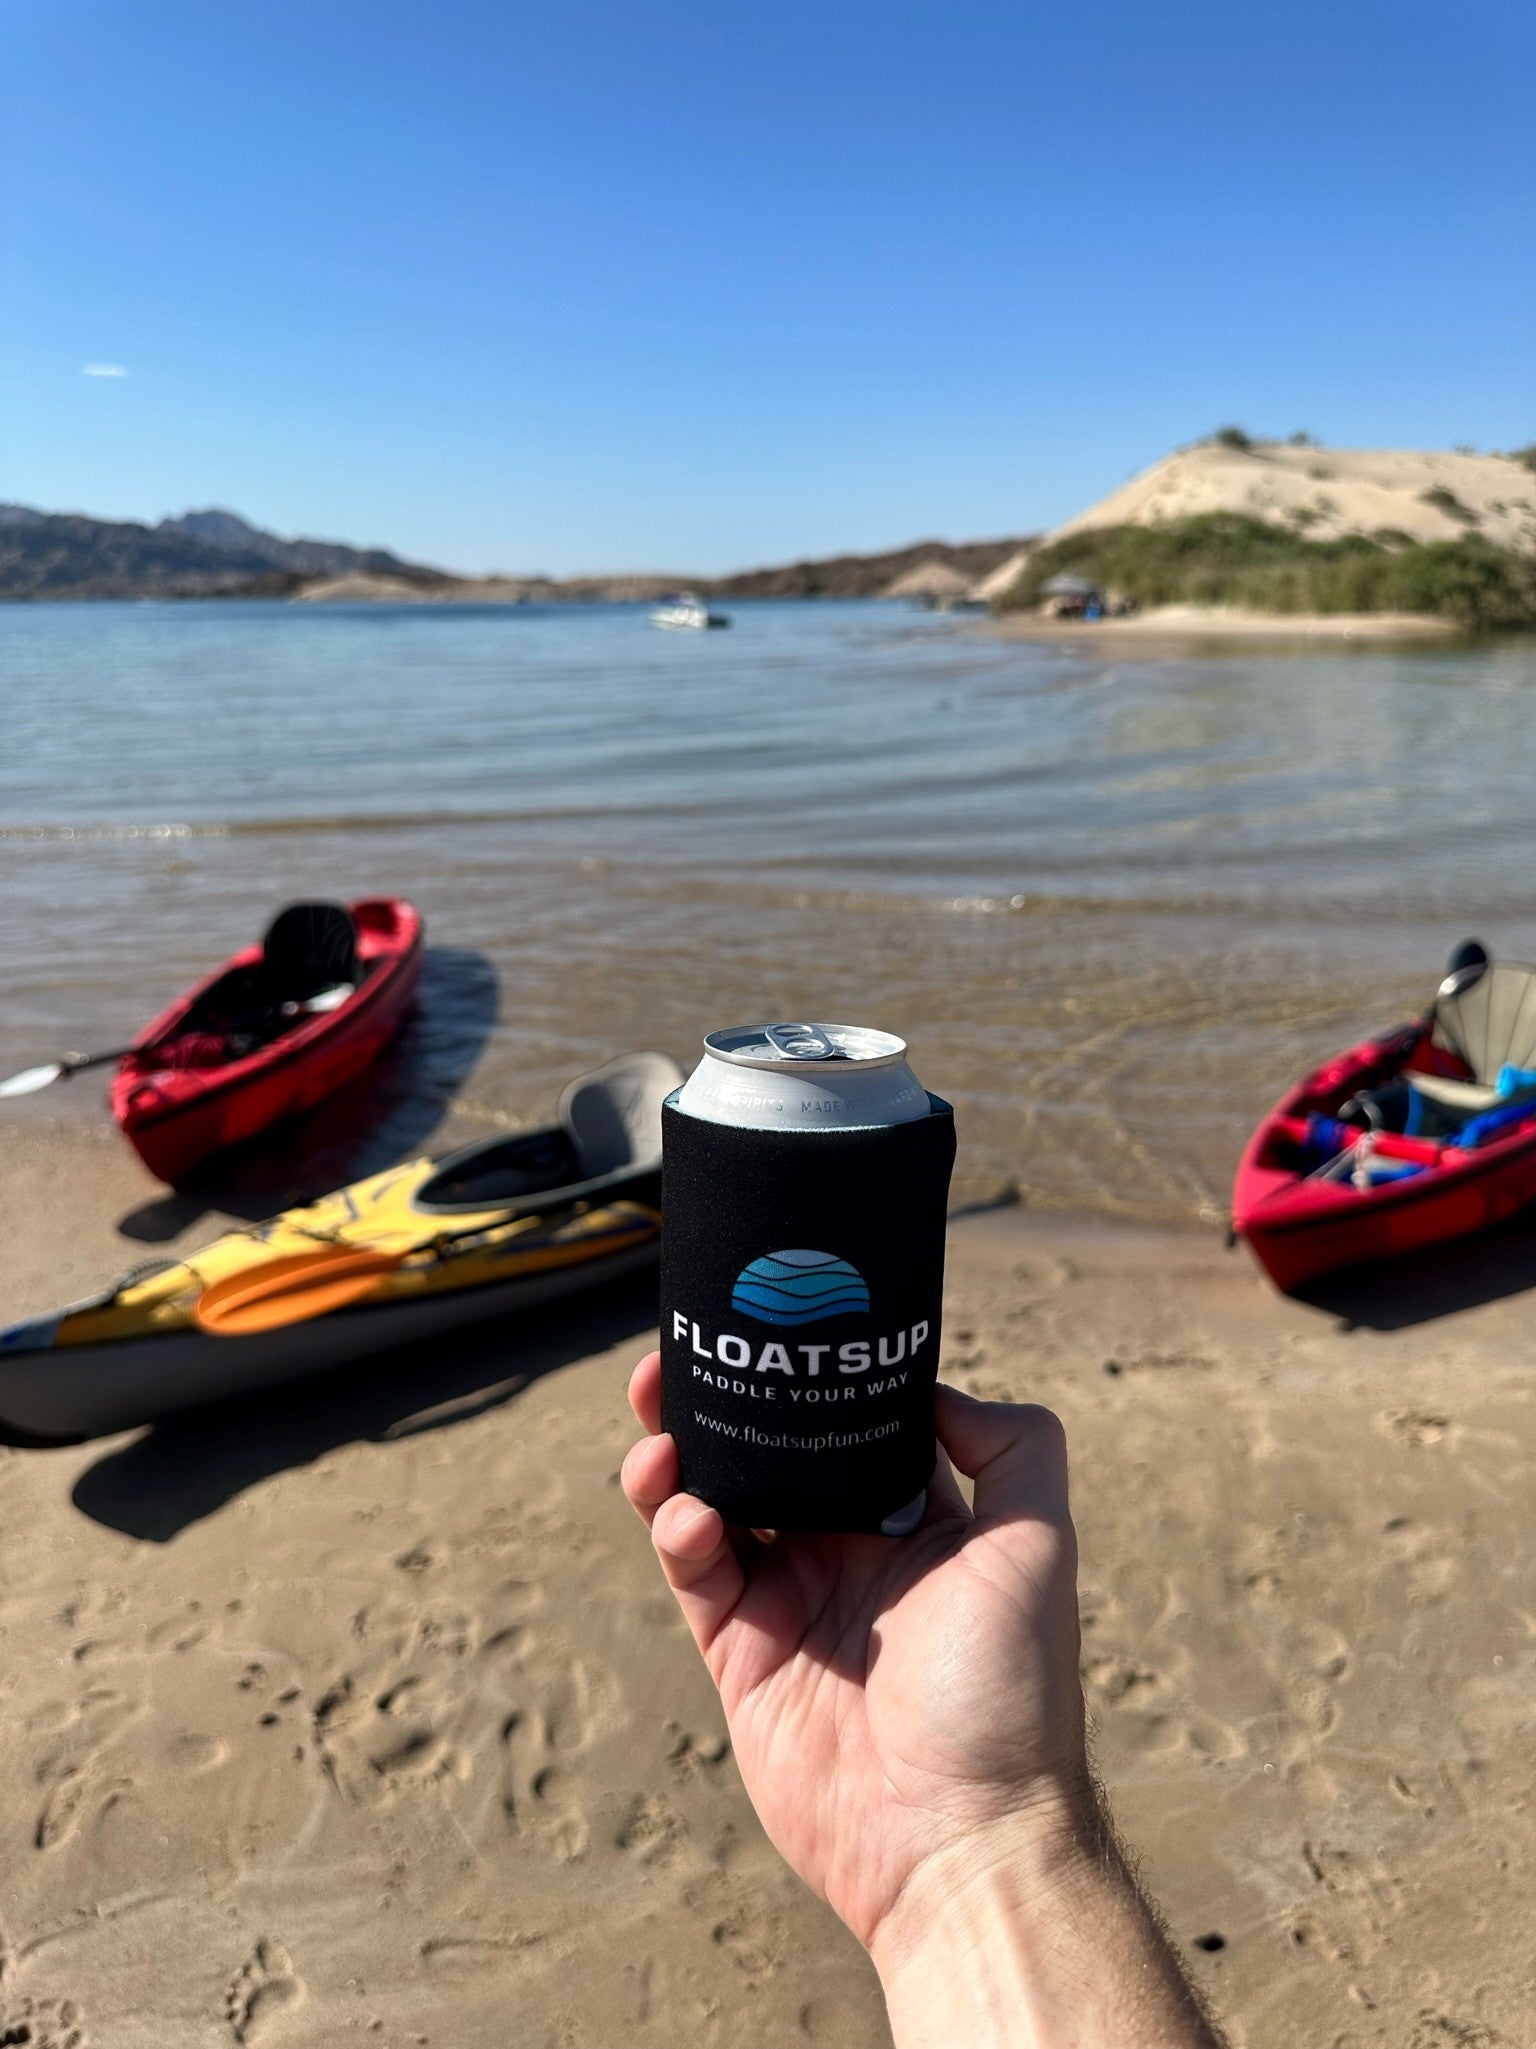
[650,593,729,630]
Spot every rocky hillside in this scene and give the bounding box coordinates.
[706,535,1030,600]
[0,501,1030,605]
[0,504,444,600]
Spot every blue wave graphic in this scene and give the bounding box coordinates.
[731,1249,870,1327]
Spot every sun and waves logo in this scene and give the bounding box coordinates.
[731,1249,870,1328]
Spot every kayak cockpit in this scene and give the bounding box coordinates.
[136,902,367,1070]
[414,1051,682,1214]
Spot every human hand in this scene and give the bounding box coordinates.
[623,1354,1227,2048]
[620,1351,1088,1954]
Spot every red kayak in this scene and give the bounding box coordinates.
[1233,949,1536,1294]
[111,898,424,1184]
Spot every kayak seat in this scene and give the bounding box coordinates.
[1409,1073,1501,1114]
[413,1052,684,1216]
[262,902,359,1005]
[1343,1068,1536,1143]
[1433,961,1536,1086]
[558,1051,681,1176]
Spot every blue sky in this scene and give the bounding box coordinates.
[4,1,1532,573]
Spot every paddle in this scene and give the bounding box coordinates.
[0,1046,143,1098]
[1424,940,1488,1070]
[193,1246,417,1335]
[0,986,357,1100]
[192,1209,557,1336]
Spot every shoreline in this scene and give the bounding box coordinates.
[987,602,1464,645]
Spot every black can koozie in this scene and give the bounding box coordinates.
[659,1085,956,1533]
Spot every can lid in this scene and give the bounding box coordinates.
[702,1022,910,1071]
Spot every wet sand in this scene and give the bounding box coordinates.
[1,1120,1531,2047]
[989,605,1461,644]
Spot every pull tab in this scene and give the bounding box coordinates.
[765,1022,844,1062]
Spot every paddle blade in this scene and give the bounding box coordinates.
[193,1246,405,1336]
[1,1045,140,1096]
[0,1063,67,1097]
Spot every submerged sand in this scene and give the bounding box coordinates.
[0,1121,1532,2047]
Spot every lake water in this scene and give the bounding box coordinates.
[6,598,1536,1221]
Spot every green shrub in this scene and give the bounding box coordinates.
[997,514,1536,628]
[1212,426,1253,451]
[1421,485,1479,524]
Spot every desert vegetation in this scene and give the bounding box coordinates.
[1000,512,1536,629]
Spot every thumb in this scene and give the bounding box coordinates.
[934,1384,1071,1528]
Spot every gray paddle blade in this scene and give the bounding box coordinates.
[0,1063,67,1097]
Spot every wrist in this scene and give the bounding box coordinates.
[869,1771,1110,1983]
[869,1777,1219,2049]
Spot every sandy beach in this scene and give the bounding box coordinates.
[2,1116,1531,2048]
[989,604,1462,645]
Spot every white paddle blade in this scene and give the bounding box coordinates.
[0,1063,67,1098]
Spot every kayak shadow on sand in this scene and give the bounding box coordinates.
[115,946,501,1243]
[70,1268,657,1542]
[1293,1210,1536,1330]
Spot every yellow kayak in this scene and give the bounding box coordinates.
[0,1052,680,1442]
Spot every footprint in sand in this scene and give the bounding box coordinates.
[664,1721,731,1782]
[29,1687,141,1849]
[698,1882,786,1986]
[225,1939,303,2043]
[1408,2012,1500,2049]
[1082,1653,1162,1706]
[145,1602,209,1654]
[1384,1409,1456,1449]
[1302,1841,1405,1917]
[540,1659,616,1754]
[0,1993,88,2047]
[1083,1654,1244,1762]
[163,1733,229,1777]
[616,1791,689,1866]
[529,1767,589,1862]
[34,1768,135,1852]
[500,1702,593,1863]
[309,1635,475,1803]
[1381,1516,1461,1606]
[30,1688,138,1769]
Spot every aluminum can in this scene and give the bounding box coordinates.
[659,1021,956,1535]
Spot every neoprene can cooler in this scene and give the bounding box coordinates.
[659,1022,956,1534]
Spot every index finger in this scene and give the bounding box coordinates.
[934,1384,1071,1525]
[628,1348,663,1435]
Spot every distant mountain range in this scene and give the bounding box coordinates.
[0,500,1032,604]
[707,536,1029,600]
[0,504,445,600]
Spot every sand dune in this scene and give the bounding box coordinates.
[1054,441,1536,553]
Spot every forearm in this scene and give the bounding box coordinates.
[869,1789,1226,2049]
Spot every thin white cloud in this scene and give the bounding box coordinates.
[82,362,128,378]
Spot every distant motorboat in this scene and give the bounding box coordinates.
[650,593,730,630]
